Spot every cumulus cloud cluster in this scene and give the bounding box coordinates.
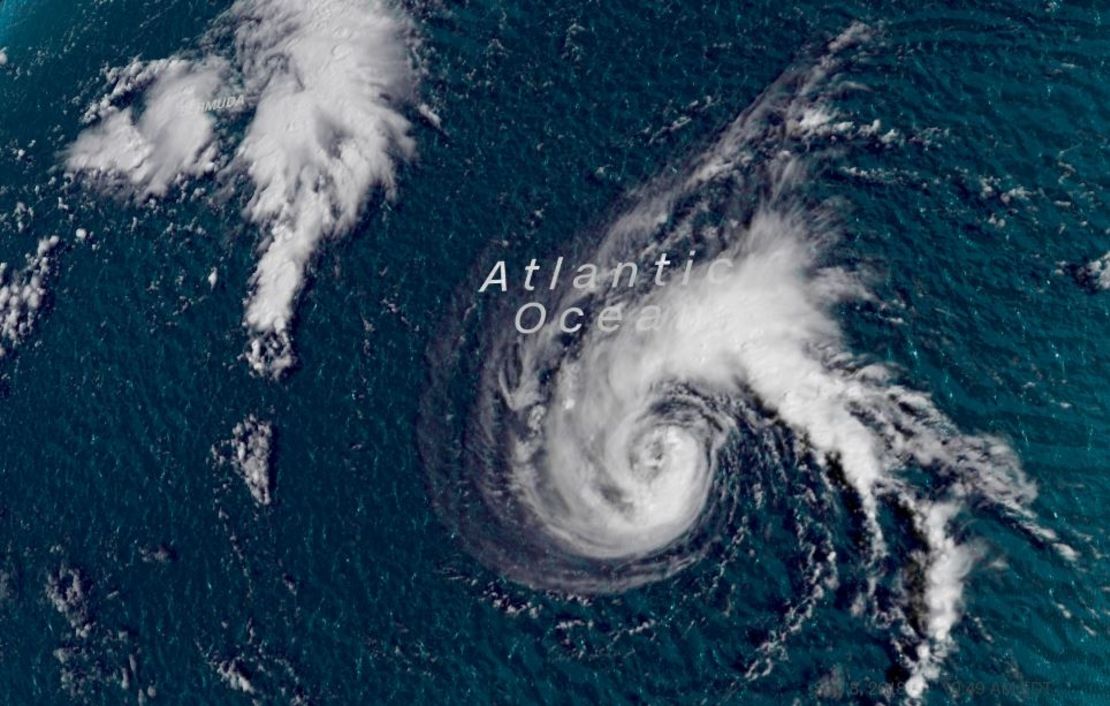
[68,58,227,197]
[227,414,275,505]
[67,0,419,377]
[0,236,61,359]
[1082,251,1110,290]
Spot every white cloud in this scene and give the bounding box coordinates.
[67,58,226,197]
[0,236,61,359]
[232,0,417,376]
[66,0,419,377]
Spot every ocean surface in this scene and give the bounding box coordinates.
[0,0,1106,704]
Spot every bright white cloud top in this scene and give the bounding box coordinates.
[66,0,419,378]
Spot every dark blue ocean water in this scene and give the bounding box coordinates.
[0,0,1106,704]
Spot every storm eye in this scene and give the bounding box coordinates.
[628,427,680,482]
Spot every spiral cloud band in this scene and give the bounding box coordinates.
[422,24,1072,701]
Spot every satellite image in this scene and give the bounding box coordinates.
[0,0,1106,704]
